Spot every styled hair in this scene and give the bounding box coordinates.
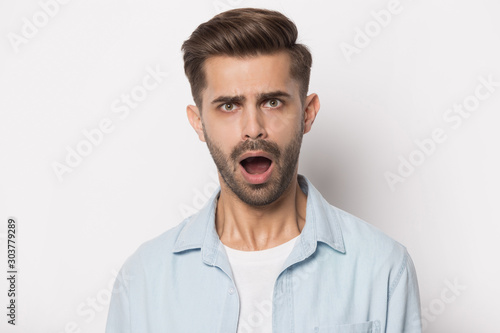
[181,7,312,111]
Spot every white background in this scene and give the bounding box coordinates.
[1,0,499,332]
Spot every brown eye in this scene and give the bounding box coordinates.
[265,99,282,108]
[223,103,234,111]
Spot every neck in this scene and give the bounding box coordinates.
[215,173,307,251]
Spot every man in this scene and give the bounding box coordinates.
[106,7,422,333]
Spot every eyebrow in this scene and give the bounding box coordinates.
[210,90,292,105]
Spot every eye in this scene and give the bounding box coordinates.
[264,99,282,108]
[220,103,238,112]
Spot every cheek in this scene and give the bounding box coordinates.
[205,118,240,153]
[213,120,239,142]
[264,110,301,137]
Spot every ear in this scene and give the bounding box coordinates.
[303,93,320,134]
[186,104,206,142]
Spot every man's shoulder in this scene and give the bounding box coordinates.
[304,175,408,263]
[325,202,409,263]
[120,216,193,272]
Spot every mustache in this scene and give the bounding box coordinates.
[230,139,281,162]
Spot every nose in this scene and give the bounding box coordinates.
[241,105,268,141]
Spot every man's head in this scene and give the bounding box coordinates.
[181,7,312,111]
[182,8,320,206]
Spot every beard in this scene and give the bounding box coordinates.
[202,121,304,206]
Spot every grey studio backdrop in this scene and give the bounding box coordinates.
[0,0,499,332]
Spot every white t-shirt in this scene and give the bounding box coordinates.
[223,235,300,333]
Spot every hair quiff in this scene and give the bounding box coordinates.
[181,7,313,111]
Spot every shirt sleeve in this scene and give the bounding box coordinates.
[105,259,133,333]
[386,248,422,333]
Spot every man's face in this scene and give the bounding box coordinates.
[197,51,306,206]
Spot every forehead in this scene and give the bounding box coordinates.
[202,51,298,99]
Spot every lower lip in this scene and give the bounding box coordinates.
[239,161,274,184]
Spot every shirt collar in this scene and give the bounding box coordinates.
[172,174,346,263]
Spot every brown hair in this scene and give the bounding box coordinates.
[181,7,312,111]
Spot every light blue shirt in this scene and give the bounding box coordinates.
[106,174,422,332]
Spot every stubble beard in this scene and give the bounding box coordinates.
[202,122,304,206]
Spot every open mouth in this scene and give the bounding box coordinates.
[240,156,272,175]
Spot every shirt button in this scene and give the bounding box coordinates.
[228,287,235,295]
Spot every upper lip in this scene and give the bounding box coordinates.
[238,151,274,164]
